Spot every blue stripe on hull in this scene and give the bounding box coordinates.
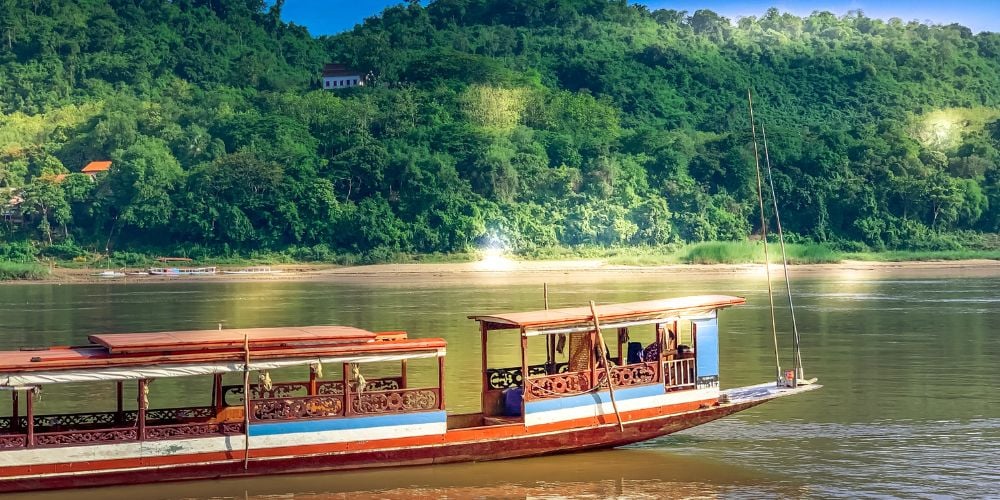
[249,410,446,436]
[524,383,665,414]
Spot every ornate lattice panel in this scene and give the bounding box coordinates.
[0,434,26,449]
[608,361,659,387]
[487,363,568,390]
[34,428,138,447]
[350,388,439,414]
[251,395,344,421]
[525,372,592,400]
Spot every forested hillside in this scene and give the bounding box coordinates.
[2,0,999,262]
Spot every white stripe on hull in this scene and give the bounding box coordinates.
[0,422,446,468]
[524,387,719,426]
[250,422,446,448]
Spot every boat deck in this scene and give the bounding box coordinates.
[723,381,822,405]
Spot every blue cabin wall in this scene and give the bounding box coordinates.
[694,317,719,388]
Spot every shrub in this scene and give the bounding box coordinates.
[40,241,88,260]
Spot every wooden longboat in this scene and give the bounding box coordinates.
[0,295,819,492]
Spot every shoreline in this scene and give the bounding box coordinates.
[6,258,1000,285]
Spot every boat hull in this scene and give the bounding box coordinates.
[0,382,817,492]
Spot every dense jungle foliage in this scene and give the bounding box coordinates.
[1,0,999,261]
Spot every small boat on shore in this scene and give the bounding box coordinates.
[148,266,217,276]
[221,266,280,275]
[92,270,125,278]
[0,295,819,492]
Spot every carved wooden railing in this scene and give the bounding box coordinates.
[525,362,661,401]
[0,406,217,434]
[224,377,404,406]
[146,406,216,424]
[0,405,232,449]
[605,361,660,387]
[251,395,344,421]
[350,388,440,415]
[34,427,139,447]
[145,421,244,440]
[29,410,131,431]
[487,362,569,390]
[525,371,592,400]
[0,434,26,449]
[663,358,697,389]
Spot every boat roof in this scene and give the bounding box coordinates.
[0,326,445,386]
[469,295,745,334]
[89,325,384,354]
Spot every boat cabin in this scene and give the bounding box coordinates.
[468,295,745,426]
[0,326,446,451]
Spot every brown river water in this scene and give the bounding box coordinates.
[0,270,997,498]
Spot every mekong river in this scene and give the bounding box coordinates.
[1,268,997,498]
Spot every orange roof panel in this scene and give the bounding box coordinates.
[89,325,383,354]
[81,160,112,173]
[0,326,445,375]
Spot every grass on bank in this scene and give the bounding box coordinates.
[0,261,48,280]
[603,242,842,266]
[841,249,1000,261]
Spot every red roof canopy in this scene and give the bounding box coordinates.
[0,326,444,374]
[469,295,746,330]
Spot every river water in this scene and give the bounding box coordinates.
[1,270,997,499]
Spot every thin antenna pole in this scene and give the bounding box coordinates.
[748,89,782,385]
[242,330,251,470]
[761,123,804,383]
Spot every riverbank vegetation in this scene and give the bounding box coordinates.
[0,261,48,280]
[1,0,999,268]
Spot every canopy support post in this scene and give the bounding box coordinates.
[480,322,488,415]
[343,363,353,416]
[213,374,224,411]
[25,388,34,448]
[137,379,146,441]
[520,331,529,411]
[437,356,446,410]
[11,391,18,432]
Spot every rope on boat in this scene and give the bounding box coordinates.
[590,301,625,432]
[760,122,805,382]
[747,89,783,385]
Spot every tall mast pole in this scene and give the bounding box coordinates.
[748,89,782,385]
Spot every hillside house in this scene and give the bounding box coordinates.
[2,193,22,225]
[81,161,111,178]
[322,64,364,90]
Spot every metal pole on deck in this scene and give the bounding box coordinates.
[748,89,783,385]
[242,331,251,470]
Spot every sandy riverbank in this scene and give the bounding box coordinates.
[11,258,1000,285]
